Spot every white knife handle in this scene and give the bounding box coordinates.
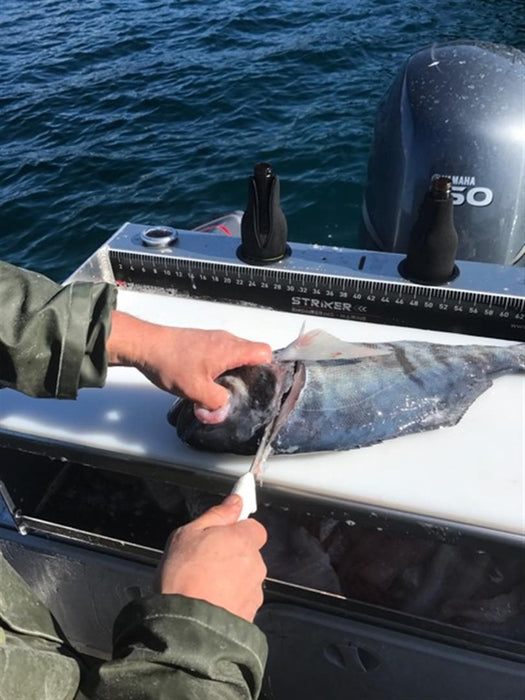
[231,472,257,521]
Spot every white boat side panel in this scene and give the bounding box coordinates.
[0,289,523,536]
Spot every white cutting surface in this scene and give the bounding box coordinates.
[0,289,524,536]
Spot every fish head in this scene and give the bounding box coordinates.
[169,362,293,454]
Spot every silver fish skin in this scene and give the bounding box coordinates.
[273,338,525,453]
[171,330,525,455]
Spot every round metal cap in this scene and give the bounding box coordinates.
[141,227,178,247]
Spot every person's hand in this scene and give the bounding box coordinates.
[156,494,267,622]
[106,311,272,410]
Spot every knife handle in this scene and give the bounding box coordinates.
[231,472,257,521]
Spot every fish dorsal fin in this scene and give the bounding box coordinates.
[274,328,389,362]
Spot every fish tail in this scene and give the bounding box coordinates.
[509,343,525,370]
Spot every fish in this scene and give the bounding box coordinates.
[169,329,525,455]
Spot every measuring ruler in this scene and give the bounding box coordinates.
[103,223,525,341]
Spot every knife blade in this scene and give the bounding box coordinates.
[230,404,281,521]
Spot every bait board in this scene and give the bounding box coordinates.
[0,286,523,539]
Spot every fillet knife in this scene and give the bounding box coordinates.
[230,329,305,520]
[230,409,281,521]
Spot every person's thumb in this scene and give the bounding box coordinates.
[192,494,242,530]
[195,381,230,412]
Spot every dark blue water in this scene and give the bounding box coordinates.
[1,0,523,280]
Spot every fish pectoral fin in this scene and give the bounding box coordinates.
[275,328,390,362]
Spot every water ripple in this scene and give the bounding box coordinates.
[0,0,523,278]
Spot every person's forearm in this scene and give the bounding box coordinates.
[107,310,272,410]
[106,310,157,366]
[1,261,271,405]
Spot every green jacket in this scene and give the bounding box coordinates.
[0,261,268,699]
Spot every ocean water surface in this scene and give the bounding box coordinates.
[1,0,523,280]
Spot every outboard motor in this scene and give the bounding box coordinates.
[360,41,525,266]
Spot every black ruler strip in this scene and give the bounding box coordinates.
[111,251,525,341]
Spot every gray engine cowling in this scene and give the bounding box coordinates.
[360,41,525,266]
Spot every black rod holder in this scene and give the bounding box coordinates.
[238,162,289,264]
[399,177,459,285]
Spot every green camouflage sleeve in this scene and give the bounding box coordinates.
[0,261,117,398]
[0,554,267,700]
[86,594,268,700]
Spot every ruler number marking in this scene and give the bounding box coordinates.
[110,251,524,340]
